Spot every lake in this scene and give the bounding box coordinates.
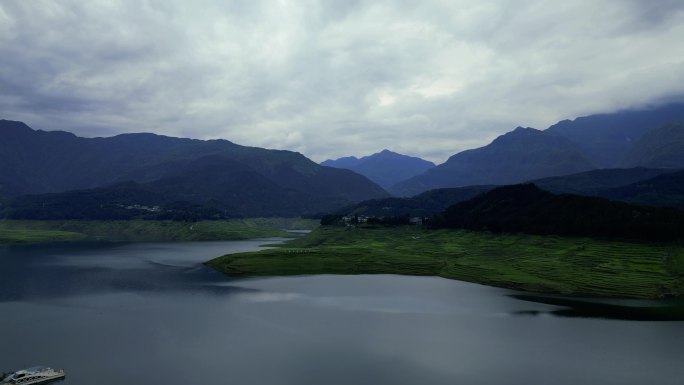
[1,240,683,384]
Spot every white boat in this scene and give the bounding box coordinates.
[2,367,65,384]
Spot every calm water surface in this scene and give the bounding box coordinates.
[1,240,683,384]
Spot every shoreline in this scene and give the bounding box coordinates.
[207,226,684,300]
[0,218,319,244]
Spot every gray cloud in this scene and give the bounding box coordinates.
[1,0,683,163]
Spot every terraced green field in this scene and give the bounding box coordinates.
[208,226,684,299]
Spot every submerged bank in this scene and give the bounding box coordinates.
[207,226,684,299]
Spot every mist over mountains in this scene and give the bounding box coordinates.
[545,103,684,168]
[390,127,595,196]
[387,103,684,196]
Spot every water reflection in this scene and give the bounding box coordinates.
[511,294,684,321]
[1,241,684,385]
[0,240,282,302]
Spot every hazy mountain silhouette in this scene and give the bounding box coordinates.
[532,167,684,209]
[329,165,684,220]
[0,120,388,216]
[531,168,673,196]
[390,127,595,197]
[545,103,684,167]
[335,185,493,217]
[322,149,435,189]
[620,120,684,169]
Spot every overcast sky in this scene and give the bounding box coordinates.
[1,1,684,163]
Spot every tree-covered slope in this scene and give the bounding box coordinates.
[435,184,684,241]
[545,103,684,167]
[336,185,493,217]
[531,168,672,195]
[598,170,684,210]
[620,121,684,169]
[391,127,595,197]
[0,120,388,216]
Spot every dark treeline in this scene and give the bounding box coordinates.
[1,183,229,221]
[333,185,493,217]
[320,214,412,226]
[432,184,684,242]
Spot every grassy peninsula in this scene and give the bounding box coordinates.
[208,226,684,299]
[0,218,318,244]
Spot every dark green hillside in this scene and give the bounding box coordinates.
[530,168,684,209]
[338,168,684,218]
[2,182,218,220]
[2,159,383,219]
[391,127,594,196]
[435,184,684,242]
[0,119,388,216]
[621,121,684,168]
[337,185,493,217]
[600,170,684,209]
[545,103,684,167]
[532,167,671,195]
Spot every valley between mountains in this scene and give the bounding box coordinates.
[2,103,684,300]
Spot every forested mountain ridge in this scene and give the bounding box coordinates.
[545,103,684,167]
[0,120,389,217]
[620,120,684,169]
[390,127,595,196]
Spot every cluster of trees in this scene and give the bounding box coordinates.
[2,201,228,221]
[1,187,230,222]
[432,184,684,242]
[321,183,684,242]
[320,214,413,226]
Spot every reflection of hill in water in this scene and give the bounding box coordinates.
[512,294,684,321]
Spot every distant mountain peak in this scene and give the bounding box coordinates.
[512,126,537,132]
[0,119,34,135]
[321,150,435,190]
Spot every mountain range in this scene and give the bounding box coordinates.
[621,121,684,168]
[322,149,435,189]
[388,103,684,196]
[339,167,684,218]
[0,120,388,217]
[2,102,683,219]
[545,103,684,168]
[391,127,595,196]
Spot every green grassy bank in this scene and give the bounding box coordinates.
[0,218,319,244]
[208,226,684,299]
[0,228,86,244]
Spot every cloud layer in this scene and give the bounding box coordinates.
[2,0,684,163]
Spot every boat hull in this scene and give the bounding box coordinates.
[3,369,65,385]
